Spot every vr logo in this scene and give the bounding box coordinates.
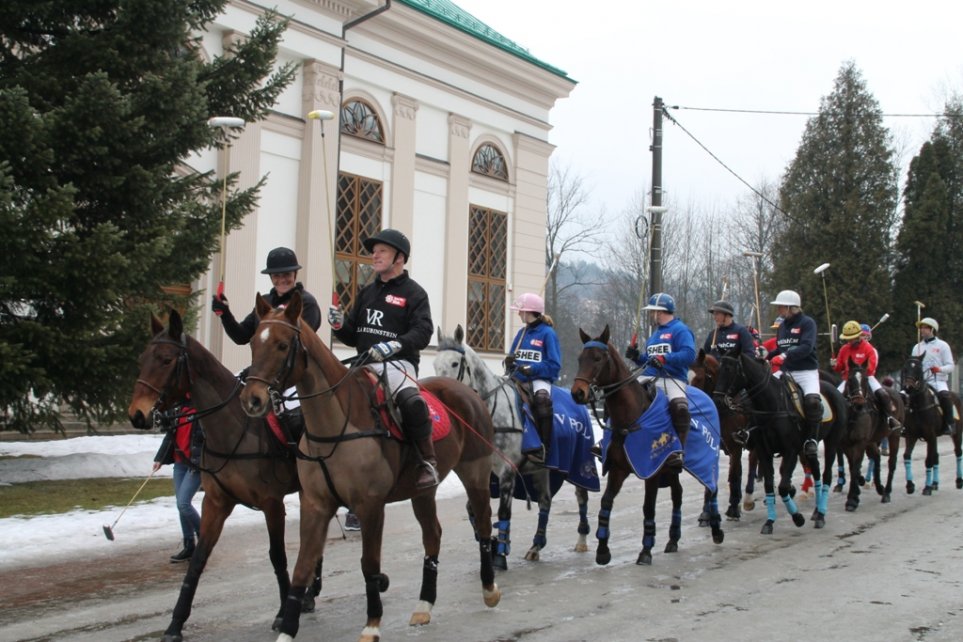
[366,309,384,326]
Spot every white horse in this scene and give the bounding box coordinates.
[434,325,591,570]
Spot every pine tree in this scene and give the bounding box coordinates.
[770,62,899,367]
[0,1,296,432]
[885,101,963,370]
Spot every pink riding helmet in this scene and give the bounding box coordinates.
[511,292,544,314]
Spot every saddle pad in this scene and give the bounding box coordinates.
[365,371,451,442]
[785,380,835,423]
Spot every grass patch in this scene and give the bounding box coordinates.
[0,478,172,518]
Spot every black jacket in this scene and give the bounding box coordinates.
[220,283,321,345]
[770,311,818,371]
[333,270,432,370]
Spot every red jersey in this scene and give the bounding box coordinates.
[834,339,878,378]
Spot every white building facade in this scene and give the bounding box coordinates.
[193,0,574,373]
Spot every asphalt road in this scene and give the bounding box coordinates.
[2,442,963,642]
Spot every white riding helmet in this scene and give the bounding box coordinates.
[770,290,801,307]
[916,317,939,332]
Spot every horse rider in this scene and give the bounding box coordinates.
[211,246,322,341]
[832,320,901,429]
[703,300,756,359]
[625,292,695,463]
[505,292,561,463]
[327,228,439,488]
[910,317,956,435]
[766,290,821,456]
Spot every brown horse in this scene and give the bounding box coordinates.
[571,326,723,566]
[128,311,317,642]
[239,292,499,641]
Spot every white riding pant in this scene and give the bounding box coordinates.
[927,379,949,394]
[637,375,687,401]
[836,375,882,394]
[365,359,418,397]
[775,369,820,396]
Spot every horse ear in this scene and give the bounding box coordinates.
[454,324,464,344]
[578,327,590,344]
[255,293,271,318]
[697,348,706,365]
[168,308,183,340]
[600,324,610,344]
[151,314,164,336]
[284,290,303,323]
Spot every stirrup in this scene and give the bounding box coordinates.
[802,439,818,456]
[415,462,440,489]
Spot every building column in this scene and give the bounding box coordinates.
[389,93,418,239]
[443,114,472,332]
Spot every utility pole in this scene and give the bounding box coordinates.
[648,96,667,297]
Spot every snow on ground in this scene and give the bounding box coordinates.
[0,434,466,570]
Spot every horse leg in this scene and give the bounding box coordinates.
[726,446,743,520]
[810,445,831,528]
[638,476,659,565]
[276,499,333,642]
[760,454,777,535]
[408,494,441,626]
[778,451,806,529]
[525,467,552,561]
[882,434,899,502]
[663,474,684,555]
[596,466,629,565]
[834,448,846,492]
[458,461,501,608]
[923,436,939,495]
[904,436,917,494]
[574,486,590,553]
[163,495,234,642]
[260,499,294,629]
[491,462,516,571]
[744,449,758,511]
[705,487,725,544]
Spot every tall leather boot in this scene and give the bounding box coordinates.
[668,398,691,468]
[874,388,901,433]
[398,388,439,489]
[802,394,822,457]
[938,391,955,436]
[170,537,195,563]
[532,390,554,462]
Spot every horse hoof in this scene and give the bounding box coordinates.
[596,549,611,566]
[833,484,844,493]
[664,541,678,554]
[906,482,915,494]
[922,486,933,496]
[760,520,774,535]
[492,554,508,571]
[409,610,431,626]
[725,506,741,520]
[574,541,589,553]
[813,512,825,529]
[636,550,653,565]
[712,529,725,544]
[524,547,540,562]
[162,634,183,642]
[881,494,891,503]
[483,584,501,608]
[932,482,940,491]
[957,478,963,490]
[359,626,381,642]
[792,513,806,527]
[845,501,858,512]
[743,499,756,511]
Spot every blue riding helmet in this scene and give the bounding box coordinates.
[642,292,676,313]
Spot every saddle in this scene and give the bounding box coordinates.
[781,377,835,423]
[361,370,452,442]
[266,406,305,450]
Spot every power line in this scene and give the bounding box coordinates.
[669,104,960,118]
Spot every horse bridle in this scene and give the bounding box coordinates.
[245,319,310,413]
[573,340,646,405]
[136,335,193,430]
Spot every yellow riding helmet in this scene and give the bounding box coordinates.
[840,320,862,341]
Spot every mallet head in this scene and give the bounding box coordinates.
[307,110,335,121]
[813,263,830,275]
[914,300,925,308]
[742,250,763,258]
[207,116,246,129]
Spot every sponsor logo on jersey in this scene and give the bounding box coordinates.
[659,332,673,340]
[791,327,800,334]
[385,294,407,307]
[530,339,544,348]
[516,350,543,362]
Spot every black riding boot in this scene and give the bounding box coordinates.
[170,537,195,563]
[529,390,554,464]
[874,388,901,432]
[938,391,955,436]
[668,398,691,468]
[398,388,439,489]
[803,394,822,457]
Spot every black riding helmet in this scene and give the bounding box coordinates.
[261,247,302,274]
[363,228,411,263]
[708,300,735,316]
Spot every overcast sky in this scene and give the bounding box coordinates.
[455,0,963,221]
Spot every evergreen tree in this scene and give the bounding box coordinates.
[886,101,963,370]
[0,1,296,432]
[770,62,899,367]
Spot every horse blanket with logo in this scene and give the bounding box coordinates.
[600,385,721,492]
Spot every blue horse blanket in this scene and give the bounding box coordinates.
[600,386,720,492]
[515,385,600,492]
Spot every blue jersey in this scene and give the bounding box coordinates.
[632,317,695,381]
[510,319,561,383]
[771,312,818,371]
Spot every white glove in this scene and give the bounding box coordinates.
[368,340,402,362]
[328,305,343,330]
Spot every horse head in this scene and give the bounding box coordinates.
[571,325,615,405]
[240,291,308,418]
[690,349,720,394]
[128,310,191,430]
[901,356,925,393]
[434,324,473,383]
[844,358,869,407]
[714,351,750,407]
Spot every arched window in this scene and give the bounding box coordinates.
[340,99,384,143]
[471,143,508,181]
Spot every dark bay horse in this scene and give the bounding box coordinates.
[434,325,592,570]
[128,311,316,642]
[715,352,846,533]
[690,350,758,519]
[900,357,963,494]
[840,360,903,507]
[239,292,499,641]
[571,326,723,566]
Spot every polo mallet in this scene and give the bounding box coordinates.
[306,110,338,307]
[870,313,890,332]
[630,216,650,347]
[814,262,833,359]
[914,300,925,343]
[207,116,246,311]
[102,468,158,541]
[743,251,764,334]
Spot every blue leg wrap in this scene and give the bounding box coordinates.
[836,465,846,486]
[765,493,777,521]
[925,467,933,487]
[933,464,939,486]
[709,496,719,516]
[956,455,962,480]
[904,459,914,482]
[596,508,611,541]
[642,518,656,549]
[669,508,682,541]
[533,508,549,549]
[780,493,799,515]
[866,459,876,482]
[495,519,510,557]
[817,483,830,513]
